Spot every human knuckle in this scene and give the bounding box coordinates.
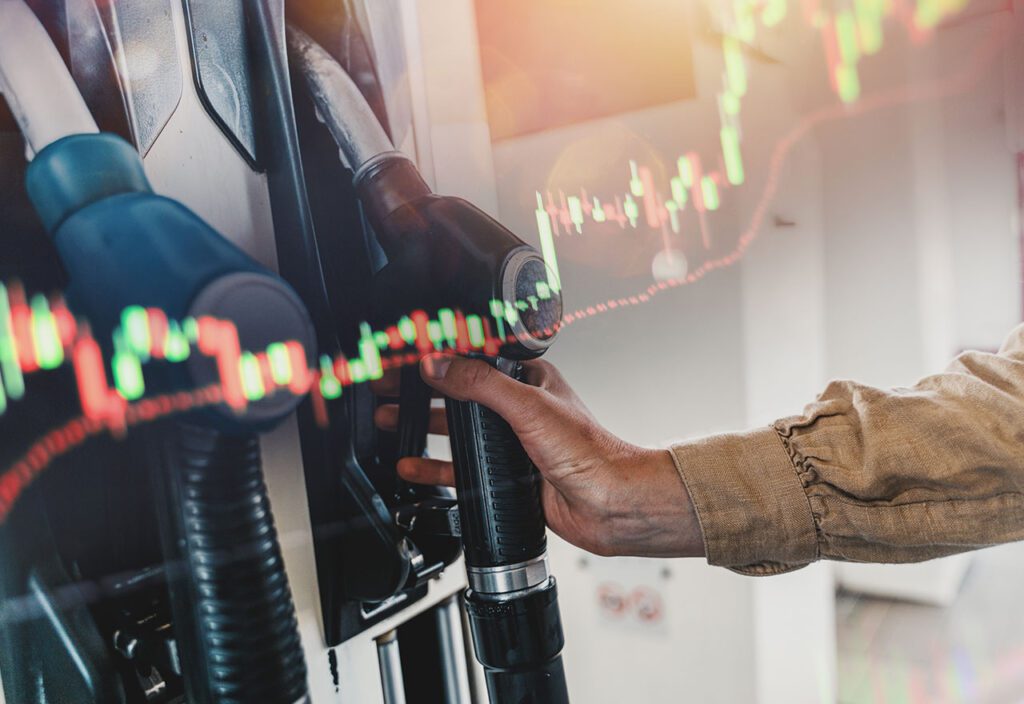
[460,360,493,389]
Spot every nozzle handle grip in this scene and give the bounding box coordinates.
[445,360,546,569]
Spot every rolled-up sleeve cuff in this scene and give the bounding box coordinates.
[669,427,819,576]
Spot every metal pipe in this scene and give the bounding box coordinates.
[435,596,473,704]
[286,24,400,176]
[0,0,99,157]
[376,630,407,704]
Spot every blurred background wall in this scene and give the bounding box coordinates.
[412,1,1023,701]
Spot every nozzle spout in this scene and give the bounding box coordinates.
[286,24,400,177]
[0,0,99,157]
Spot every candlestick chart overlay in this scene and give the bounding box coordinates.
[0,0,1007,522]
[531,0,974,286]
[0,266,577,519]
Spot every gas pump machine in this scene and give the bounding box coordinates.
[0,1,569,702]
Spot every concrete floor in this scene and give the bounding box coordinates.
[838,542,1024,703]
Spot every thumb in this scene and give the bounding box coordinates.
[420,354,541,431]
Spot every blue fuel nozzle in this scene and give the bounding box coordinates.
[2,0,316,432]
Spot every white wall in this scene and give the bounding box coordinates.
[944,16,1022,350]
[414,0,498,214]
[815,11,1020,385]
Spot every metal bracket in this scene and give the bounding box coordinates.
[180,0,257,165]
[72,0,183,156]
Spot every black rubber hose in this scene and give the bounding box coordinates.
[155,424,308,704]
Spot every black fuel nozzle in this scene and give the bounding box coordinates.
[290,27,570,701]
[358,156,571,704]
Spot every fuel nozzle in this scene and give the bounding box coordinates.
[290,26,571,703]
[0,0,315,434]
[358,160,573,703]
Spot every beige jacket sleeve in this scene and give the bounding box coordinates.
[669,323,1024,576]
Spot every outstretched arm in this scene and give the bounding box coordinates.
[376,324,1024,575]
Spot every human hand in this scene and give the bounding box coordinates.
[374,355,705,559]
